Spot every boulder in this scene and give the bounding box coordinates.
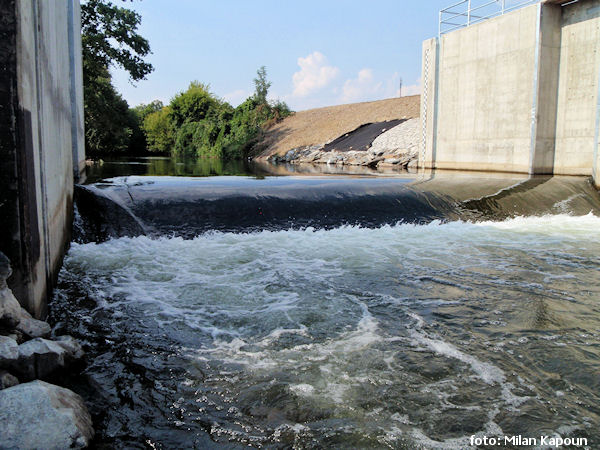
[0,335,19,368]
[14,337,84,380]
[0,252,11,289]
[0,380,93,449]
[55,335,85,361]
[0,287,22,328]
[0,370,19,389]
[16,316,51,339]
[15,338,68,380]
[19,306,33,320]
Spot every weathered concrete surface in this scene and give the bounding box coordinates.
[0,380,93,449]
[429,5,541,173]
[0,0,85,317]
[422,0,600,186]
[554,0,600,175]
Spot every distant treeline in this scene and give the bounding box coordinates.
[86,67,291,160]
[81,1,291,159]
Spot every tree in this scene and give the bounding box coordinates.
[81,0,153,85]
[127,100,163,154]
[133,100,164,120]
[133,69,292,160]
[84,66,133,155]
[81,0,153,155]
[143,106,175,154]
[169,82,221,127]
[253,66,271,104]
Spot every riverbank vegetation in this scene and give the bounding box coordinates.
[141,73,291,160]
[82,1,291,160]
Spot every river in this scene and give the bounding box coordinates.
[50,158,600,448]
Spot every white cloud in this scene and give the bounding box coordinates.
[341,68,384,103]
[341,71,421,103]
[292,51,339,97]
[401,77,422,96]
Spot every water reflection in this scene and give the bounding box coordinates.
[84,157,260,182]
[83,156,415,183]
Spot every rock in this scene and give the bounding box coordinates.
[0,335,19,368]
[284,149,297,162]
[0,252,10,289]
[0,370,19,389]
[1,329,25,344]
[369,118,420,156]
[19,306,33,320]
[16,316,51,339]
[13,337,84,381]
[3,333,20,342]
[14,338,69,380]
[55,335,85,361]
[0,380,93,449]
[366,157,385,168]
[0,288,22,328]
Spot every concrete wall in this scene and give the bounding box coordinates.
[422,0,600,186]
[554,0,600,175]
[0,0,85,318]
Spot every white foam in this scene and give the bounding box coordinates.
[60,213,600,444]
[289,384,315,396]
[410,329,505,385]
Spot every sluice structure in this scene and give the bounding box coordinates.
[420,0,600,187]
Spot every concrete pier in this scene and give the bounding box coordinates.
[0,0,85,317]
[421,0,600,187]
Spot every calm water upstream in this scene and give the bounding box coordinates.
[50,159,600,448]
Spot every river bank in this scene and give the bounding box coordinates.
[268,118,420,169]
[256,96,421,169]
[0,253,93,448]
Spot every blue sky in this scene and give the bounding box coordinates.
[111,0,453,111]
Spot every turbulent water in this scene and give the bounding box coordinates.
[51,173,600,448]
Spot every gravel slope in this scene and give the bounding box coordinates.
[257,96,420,159]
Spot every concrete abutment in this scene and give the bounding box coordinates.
[0,0,85,318]
[421,0,600,186]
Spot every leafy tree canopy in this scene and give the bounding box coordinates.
[81,0,154,156]
[137,68,293,160]
[169,82,226,128]
[81,0,153,84]
[133,100,164,122]
[253,66,271,104]
[143,106,175,154]
[84,65,133,155]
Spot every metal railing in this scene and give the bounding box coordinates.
[439,0,541,35]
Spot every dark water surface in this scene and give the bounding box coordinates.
[51,163,600,448]
[83,156,399,183]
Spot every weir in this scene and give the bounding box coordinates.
[0,1,597,446]
[421,0,600,186]
[55,173,600,446]
[74,173,600,241]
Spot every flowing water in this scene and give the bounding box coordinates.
[50,166,600,449]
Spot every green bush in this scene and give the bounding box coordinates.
[136,68,293,160]
[144,106,175,154]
